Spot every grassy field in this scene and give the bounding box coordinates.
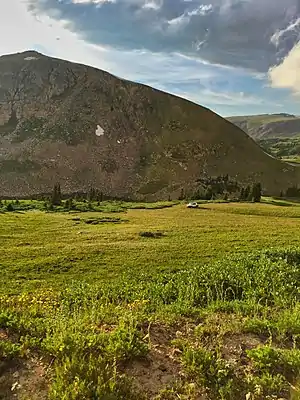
[281,156,300,165]
[228,114,299,129]
[258,137,300,162]
[1,200,300,293]
[0,201,300,399]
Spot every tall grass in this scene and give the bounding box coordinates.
[0,248,299,398]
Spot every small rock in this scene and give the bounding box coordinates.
[171,348,182,356]
[11,382,21,391]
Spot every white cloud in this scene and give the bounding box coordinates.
[0,0,112,70]
[271,18,300,47]
[72,0,116,4]
[167,3,213,31]
[190,4,213,16]
[0,0,297,116]
[175,88,282,107]
[142,1,162,10]
[269,42,300,95]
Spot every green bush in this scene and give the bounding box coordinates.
[49,353,139,400]
[181,346,240,399]
[6,203,14,212]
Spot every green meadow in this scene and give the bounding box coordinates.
[0,200,300,399]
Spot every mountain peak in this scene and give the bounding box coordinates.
[21,50,43,56]
[0,50,44,61]
[0,51,299,199]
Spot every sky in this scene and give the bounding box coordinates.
[0,0,299,116]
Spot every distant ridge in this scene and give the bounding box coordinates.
[228,114,300,140]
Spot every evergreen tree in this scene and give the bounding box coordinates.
[51,183,62,206]
[239,187,245,201]
[251,182,262,202]
[205,186,213,200]
[191,189,202,200]
[74,192,80,202]
[6,203,14,212]
[64,198,74,210]
[88,187,96,202]
[244,185,251,201]
[286,186,300,198]
[178,188,185,200]
[95,190,103,203]
[257,183,262,202]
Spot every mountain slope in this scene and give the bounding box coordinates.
[227,114,300,140]
[0,51,299,199]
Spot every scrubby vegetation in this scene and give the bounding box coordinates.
[0,202,300,399]
[259,137,300,160]
[186,175,262,202]
[0,198,179,214]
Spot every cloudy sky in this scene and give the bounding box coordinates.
[1,0,300,116]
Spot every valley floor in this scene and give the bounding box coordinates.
[0,201,300,399]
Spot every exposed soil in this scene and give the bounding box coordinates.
[222,333,264,362]
[0,328,49,400]
[126,323,184,398]
[0,357,49,400]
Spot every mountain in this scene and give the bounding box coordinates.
[0,51,299,199]
[227,114,300,140]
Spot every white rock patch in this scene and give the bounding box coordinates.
[24,56,38,61]
[95,125,104,136]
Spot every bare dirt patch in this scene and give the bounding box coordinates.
[222,333,264,362]
[0,329,9,341]
[126,323,184,398]
[220,333,265,379]
[0,357,49,400]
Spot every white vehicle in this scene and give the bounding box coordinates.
[187,202,198,208]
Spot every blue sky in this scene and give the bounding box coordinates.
[1,0,300,116]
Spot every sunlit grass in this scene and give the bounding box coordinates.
[1,201,300,292]
[0,201,300,399]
